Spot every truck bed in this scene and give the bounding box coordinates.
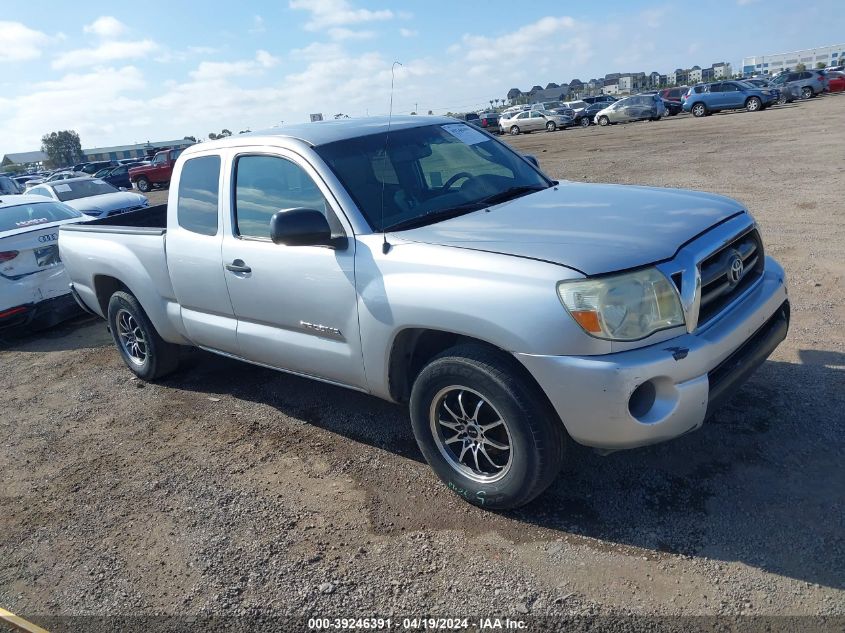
[62,204,167,234]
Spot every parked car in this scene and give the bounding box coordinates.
[571,102,606,127]
[470,112,501,133]
[594,94,667,126]
[0,195,94,329]
[561,100,589,115]
[26,178,149,218]
[0,176,23,195]
[24,170,89,190]
[11,175,33,191]
[825,71,845,93]
[582,95,617,105]
[500,110,571,134]
[771,70,826,99]
[59,116,789,510]
[661,98,683,116]
[659,87,688,103]
[97,164,140,190]
[129,148,184,192]
[682,81,776,117]
[80,160,118,175]
[743,78,797,104]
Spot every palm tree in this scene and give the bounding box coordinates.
[489,100,494,110]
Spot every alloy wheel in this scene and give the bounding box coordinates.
[116,309,148,366]
[429,386,513,483]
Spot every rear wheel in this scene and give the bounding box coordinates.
[598,116,609,126]
[135,176,151,192]
[545,121,556,132]
[691,103,707,117]
[107,291,179,380]
[409,344,565,510]
[745,96,762,112]
[801,86,813,99]
[509,125,520,135]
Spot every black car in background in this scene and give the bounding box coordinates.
[572,102,607,127]
[463,111,500,134]
[661,98,683,116]
[80,160,118,175]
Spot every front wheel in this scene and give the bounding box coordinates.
[777,94,787,105]
[107,291,179,380]
[801,86,813,99]
[580,117,591,127]
[746,96,762,112]
[545,121,556,132]
[410,344,565,510]
[135,177,151,192]
[509,125,520,135]
[598,116,609,126]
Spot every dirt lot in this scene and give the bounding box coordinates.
[2,96,843,629]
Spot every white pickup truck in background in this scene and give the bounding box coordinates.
[60,116,789,509]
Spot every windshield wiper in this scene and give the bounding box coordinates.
[383,184,550,232]
[383,202,488,232]
[477,184,549,206]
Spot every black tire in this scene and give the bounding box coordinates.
[580,117,591,127]
[107,290,179,380]
[135,176,151,193]
[509,125,520,135]
[691,103,707,118]
[801,86,813,100]
[545,121,556,132]
[745,96,762,112]
[598,116,609,126]
[409,344,565,510]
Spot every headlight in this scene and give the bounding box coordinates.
[557,268,685,341]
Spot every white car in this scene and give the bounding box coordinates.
[0,195,93,329]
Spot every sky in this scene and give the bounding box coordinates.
[0,0,841,153]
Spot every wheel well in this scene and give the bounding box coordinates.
[92,275,128,315]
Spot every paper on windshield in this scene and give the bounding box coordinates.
[441,124,488,146]
[54,184,72,192]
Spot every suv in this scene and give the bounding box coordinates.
[683,81,776,117]
[594,94,667,125]
[771,70,826,99]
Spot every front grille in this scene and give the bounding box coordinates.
[697,228,764,326]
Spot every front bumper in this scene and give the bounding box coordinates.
[516,257,788,450]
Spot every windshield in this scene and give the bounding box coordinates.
[0,201,82,232]
[0,176,21,195]
[315,123,551,232]
[53,179,118,202]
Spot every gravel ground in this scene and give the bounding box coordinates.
[1,95,843,630]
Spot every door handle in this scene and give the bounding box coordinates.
[225,260,251,274]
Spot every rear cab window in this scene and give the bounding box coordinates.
[177,156,221,236]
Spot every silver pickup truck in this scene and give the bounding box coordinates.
[60,116,789,509]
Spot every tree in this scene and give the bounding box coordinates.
[795,62,806,72]
[40,130,82,168]
[221,129,232,137]
[207,129,232,140]
[238,129,251,134]
[816,62,826,69]
[333,113,350,119]
[183,135,197,143]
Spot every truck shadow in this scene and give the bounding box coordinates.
[166,350,843,590]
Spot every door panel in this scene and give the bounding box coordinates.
[221,151,364,387]
[166,154,239,353]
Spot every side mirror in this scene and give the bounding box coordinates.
[524,154,539,168]
[269,208,345,248]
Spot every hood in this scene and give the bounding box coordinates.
[397,182,745,275]
[63,192,146,214]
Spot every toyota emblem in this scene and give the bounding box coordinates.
[728,254,744,284]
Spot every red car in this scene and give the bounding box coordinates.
[128,148,185,193]
[825,71,845,93]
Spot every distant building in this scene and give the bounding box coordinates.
[712,62,732,79]
[742,44,844,76]
[82,139,194,162]
[527,87,571,104]
[2,139,195,167]
[702,67,715,82]
[602,83,621,96]
[689,66,703,83]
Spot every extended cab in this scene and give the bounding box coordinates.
[60,117,789,510]
[128,148,184,192]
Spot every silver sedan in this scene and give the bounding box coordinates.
[25,177,149,218]
[499,110,572,135]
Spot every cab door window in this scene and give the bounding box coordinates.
[233,155,343,240]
